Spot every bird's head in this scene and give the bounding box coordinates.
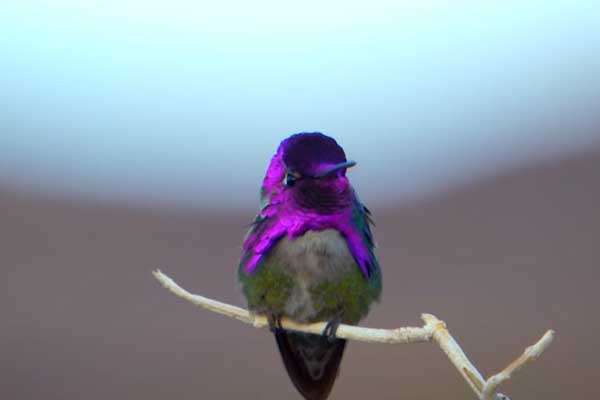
[262,132,356,212]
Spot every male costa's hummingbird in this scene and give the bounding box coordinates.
[238,132,382,400]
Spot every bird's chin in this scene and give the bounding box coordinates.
[292,183,351,214]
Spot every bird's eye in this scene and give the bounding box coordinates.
[284,172,298,187]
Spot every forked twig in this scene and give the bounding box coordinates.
[152,269,554,400]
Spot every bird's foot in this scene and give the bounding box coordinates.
[267,314,283,333]
[322,313,343,343]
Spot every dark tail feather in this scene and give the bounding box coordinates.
[274,330,347,400]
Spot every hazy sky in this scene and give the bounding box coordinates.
[1,1,600,209]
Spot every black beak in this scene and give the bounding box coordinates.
[316,160,357,178]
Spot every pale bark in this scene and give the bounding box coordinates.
[152,269,554,400]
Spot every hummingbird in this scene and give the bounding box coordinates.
[238,132,382,400]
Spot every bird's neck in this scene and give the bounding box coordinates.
[291,185,352,214]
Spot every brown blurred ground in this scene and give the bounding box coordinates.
[1,147,599,400]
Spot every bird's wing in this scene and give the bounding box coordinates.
[350,197,380,279]
[239,206,286,274]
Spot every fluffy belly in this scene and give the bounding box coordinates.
[266,228,357,322]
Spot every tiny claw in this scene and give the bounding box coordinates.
[323,315,343,342]
[267,314,283,333]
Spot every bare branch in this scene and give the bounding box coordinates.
[422,313,487,396]
[152,269,554,400]
[481,330,556,400]
[153,269,431,343]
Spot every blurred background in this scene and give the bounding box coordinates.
[1,1,599,399]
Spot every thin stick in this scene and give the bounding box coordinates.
[422,313,487,396]
[152,269,554,400]
[153,269,431,343]
[481,330,556,400]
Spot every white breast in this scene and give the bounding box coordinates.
[266,228,356,321]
